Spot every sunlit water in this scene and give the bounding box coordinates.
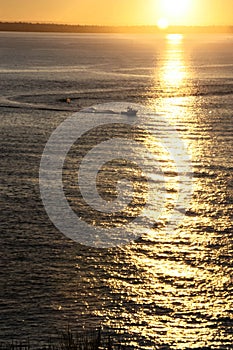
[0,32,233,349]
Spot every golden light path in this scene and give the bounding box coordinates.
[100,32,232,346]
[147,33,192,230]
[162,34,186,87]
[151,33,189,116]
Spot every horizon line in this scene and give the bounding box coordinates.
[0,22,232,34]
[1,21,233,27]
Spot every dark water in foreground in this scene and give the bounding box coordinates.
[0,32,233,349]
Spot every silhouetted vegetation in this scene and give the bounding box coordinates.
[0,328,134,350]
[0,21,232,34]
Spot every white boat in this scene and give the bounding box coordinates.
[82,106,138,116]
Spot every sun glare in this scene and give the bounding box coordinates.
[161,0,192,20]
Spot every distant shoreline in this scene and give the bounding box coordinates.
[0,22,233,34]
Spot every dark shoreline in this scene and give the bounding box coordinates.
[0,22,233,34]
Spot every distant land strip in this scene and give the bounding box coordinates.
[0,22,233,34]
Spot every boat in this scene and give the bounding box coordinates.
[82,106,138,116]
[121,107,138,116]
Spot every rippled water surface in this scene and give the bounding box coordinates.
[0,32,233,349]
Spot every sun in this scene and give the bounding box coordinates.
[157,18,169,30]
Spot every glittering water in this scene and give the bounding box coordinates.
[0,32,233,349]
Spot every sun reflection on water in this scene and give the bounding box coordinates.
[149,33,192,118]
[162,34,186,89]
[62,34,233,349]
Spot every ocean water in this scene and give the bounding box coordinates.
[0,32,233,349]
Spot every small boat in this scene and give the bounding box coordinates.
[121,107,138,116]
[82,106,138,116]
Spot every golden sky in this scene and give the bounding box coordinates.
[0,0,232,26]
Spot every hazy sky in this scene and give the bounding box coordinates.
[0,0,233,26]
